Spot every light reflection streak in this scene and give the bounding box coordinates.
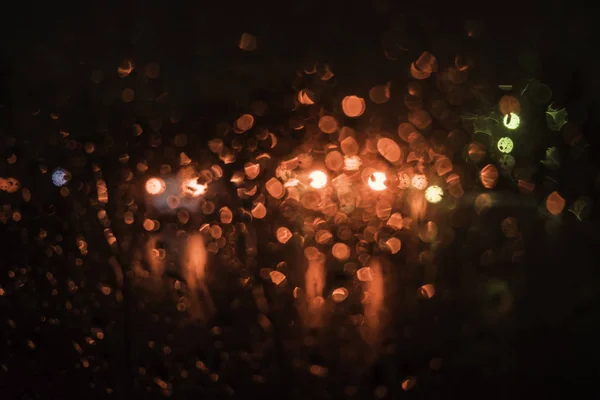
[362,257,384,346]
[145,235,164,283]
[184,234,213,320]
[304,255,326,328]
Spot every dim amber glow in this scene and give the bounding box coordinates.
[145,177,166,195]
[318,116,338,134]
[368,172,387,191]
[468,142,486,163]
[236,114,254,132]
[184,235,213,320]
[377,138,402,162]
[308,170,328,189]
[362,258,385,345]
[499,95,521,115]
[546,191,565,215]
[480,164,499,189]
[304,253,326,328]
[369,83,390,104]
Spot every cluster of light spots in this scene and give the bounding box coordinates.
[497,137,514,153]
[145,177,166,195]
[368,172,387,191]
[181,179,206,197]
[308,170,328,189]
[13,42,575,389]
[51,168,70,187]
[0,177,20,193]
[424,185,443,203]
[503,112,520,130]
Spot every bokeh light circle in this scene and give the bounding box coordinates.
[497,137,514,153]
[368,172,387,191]
[503,112,520,130]
[424,185,444,203]
[308,170,328,189]
[52,168,71,187]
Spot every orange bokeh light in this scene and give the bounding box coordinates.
[341,95,366,118]
[145,177,166,195]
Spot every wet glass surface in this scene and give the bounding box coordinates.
[1,3,600,399]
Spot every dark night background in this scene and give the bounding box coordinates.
[1,1,600,399]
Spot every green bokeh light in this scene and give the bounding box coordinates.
[503,112,520,130]
[497,137,514,153]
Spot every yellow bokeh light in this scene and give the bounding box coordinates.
[497,137,514,153]
[181,178,207,197]
[145,177,166,195]
[308,170,328,189]
[503,112,520,130]
[424,185,443,203]
[368,172,387,191]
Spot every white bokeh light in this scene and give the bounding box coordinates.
[425,185,444,203]
[308,170,328,189]
[368,172,387,191]
[52,168,70,187]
